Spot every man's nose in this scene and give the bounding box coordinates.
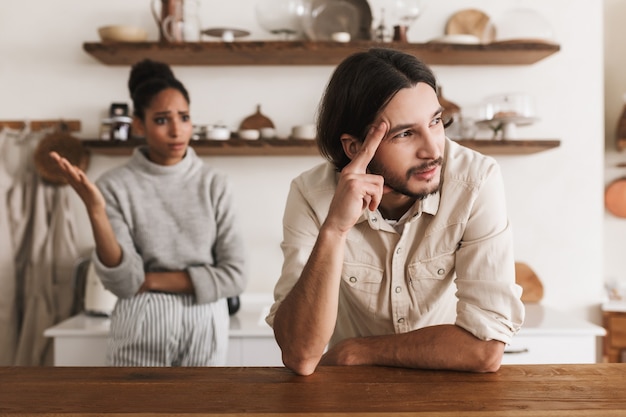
[416,129,440,160]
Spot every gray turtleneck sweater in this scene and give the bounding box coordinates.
[91,146,247,304]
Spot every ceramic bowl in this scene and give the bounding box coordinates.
[238,129,260,140]
[98,25,148,43]
[259,127,277,139]
[206,126,231,141]
[291,124,316,140]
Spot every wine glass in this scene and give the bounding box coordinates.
[393,0,421,27]
[255,0,306,40]
[388,0,422,39]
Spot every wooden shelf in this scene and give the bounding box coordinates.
[82,40,560,66]
[81,138,560,157]
[454,139,561,155]
[81,138,320,156]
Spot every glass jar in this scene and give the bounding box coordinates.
[100,118,112,141]
[110,116,133,141]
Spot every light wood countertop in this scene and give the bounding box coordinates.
[1,364,625,416]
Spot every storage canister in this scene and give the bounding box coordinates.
[111,116,133,141]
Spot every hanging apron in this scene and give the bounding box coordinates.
[0,128,19,365]
[8,127,79,366]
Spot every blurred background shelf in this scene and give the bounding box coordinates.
[455,139,561,155]
[82,41,560,66]
[81,138,320,156]
[81,138,560,157]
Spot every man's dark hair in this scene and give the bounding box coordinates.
[316,48,437,171]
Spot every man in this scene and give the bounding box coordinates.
[266,48,524,376]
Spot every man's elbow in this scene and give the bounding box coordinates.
[471,340,505,373]
[282,354,319,376]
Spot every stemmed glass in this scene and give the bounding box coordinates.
[388,0,422,40]
[255,0,306,40]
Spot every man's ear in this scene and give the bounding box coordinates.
[340,134,361,161]
[132,117,145,138]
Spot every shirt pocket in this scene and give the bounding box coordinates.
[407,253,455,315]
[341,262,384,314]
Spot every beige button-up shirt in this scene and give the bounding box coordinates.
[267,139,524,347]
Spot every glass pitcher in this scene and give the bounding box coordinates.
[151,0,201,42]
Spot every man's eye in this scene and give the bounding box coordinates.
[431,116,443,126]
[393,130,411,139]
[181,114,191,122]
[154,117,166,125]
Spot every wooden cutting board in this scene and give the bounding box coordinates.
[445,8,495,43]
[605,178,626,218]
[515,262,544,303]
[239,104,275,130]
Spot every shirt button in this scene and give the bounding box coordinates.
[437,268,445,275]
[395,286,402,293]
[349,276,357,283]
[396,247,403,255]
[370,217,377,223]
[397,318,405,324]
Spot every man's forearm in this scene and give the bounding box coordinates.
[321,324,505,373]
[273,226,348,376]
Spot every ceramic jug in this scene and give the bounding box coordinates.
[151,0,201,42]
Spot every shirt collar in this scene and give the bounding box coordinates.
[360,190,440,232]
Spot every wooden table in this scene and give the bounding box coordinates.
[1,364,625,416]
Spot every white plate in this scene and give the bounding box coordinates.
[301,0,372,41]
[428,34,481,44]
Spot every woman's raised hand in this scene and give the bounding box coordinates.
[49,151,106,212]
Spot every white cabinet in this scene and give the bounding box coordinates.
[501,304,606,365]
[44,294,282,367]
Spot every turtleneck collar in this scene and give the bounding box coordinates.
[131,145,196,176]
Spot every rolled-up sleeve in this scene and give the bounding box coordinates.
[453,162,525,344]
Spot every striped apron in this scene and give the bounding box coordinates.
[107,292,229,366]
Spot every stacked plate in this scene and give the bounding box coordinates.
[300,0,372,41]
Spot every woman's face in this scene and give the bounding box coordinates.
[135,88,192,166]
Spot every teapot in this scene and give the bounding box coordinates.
[151,0,201,42]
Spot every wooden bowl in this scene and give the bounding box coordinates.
[98,25,148,43]
[33,132,90,186]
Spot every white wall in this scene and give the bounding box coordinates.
[0,0,606,324]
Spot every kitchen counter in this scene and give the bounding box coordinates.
[44,293,274,338]
[42,305,272,338]
[44,293,280,366]
[44,298,603,340]
[1,364,625,415]
[44,299,606,366]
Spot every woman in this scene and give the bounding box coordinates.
[51,59,247,366]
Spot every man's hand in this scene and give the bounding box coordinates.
[324,122,388,234]
[319,338,367,366]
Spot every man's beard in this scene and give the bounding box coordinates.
[368,157,443,200]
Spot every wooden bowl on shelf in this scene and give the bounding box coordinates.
[98,25,148,43]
